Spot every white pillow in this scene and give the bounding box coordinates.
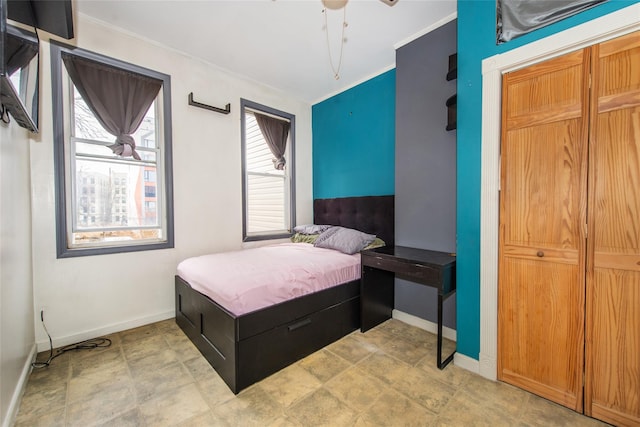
[313,226,376,255]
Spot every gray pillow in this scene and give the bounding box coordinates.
[313,226,376,255]
[293,224,332,235]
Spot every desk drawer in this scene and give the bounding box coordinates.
[397,263,441,283]
[363,255,441,284]
[362,254,398,271]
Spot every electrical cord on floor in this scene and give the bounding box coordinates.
[31,310,112,369]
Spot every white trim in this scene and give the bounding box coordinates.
[393,12,457,50]
[479,55,502,383]
[454,352,480,374]
[392,309,457,341]
[479,3,640,381]
[36,310,174,352]
[2,345,36,427]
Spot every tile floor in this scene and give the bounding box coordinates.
[14,318,608,427]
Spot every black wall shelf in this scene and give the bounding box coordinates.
[188,92,231,115]
[446,53,457,81]
[446,53,457,131]
[446,95,457,131]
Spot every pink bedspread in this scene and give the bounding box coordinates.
[176,243,361,315]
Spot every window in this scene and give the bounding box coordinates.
[51,42,174,257]
[144,170,156,182]
[144,185,156,198]
[240,99,295,241]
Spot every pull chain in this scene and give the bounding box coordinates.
[323,6,348,80]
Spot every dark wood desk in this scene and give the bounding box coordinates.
[360,246,456,369]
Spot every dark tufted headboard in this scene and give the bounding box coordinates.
[313,195,395,247]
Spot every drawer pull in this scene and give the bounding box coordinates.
[288,318,312,332]
[536,251,544,257]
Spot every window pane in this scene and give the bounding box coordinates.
[245,112,284,175]
[75,141,115,157]
[136,103,156,148]
[72,86,157,150]
[75,140,156,160]
[74,158,159,231]
[73,91,113,142]
[71,229,162,246]
[246,174,285,233]
[137,150,157,162]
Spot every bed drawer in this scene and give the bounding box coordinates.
[237,279,360,340]
[175,276,238,390]
[236,296,359,390]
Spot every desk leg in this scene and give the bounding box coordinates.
[437,292,455,369]
[360,266,394,332]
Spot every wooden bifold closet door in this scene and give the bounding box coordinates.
[498,48,589,412]
[585,32,640,426]
[498,31,640,426]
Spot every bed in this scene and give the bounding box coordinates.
[174,195,394,393]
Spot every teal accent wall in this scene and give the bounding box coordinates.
[456,0,638,360]
[312,70,395,199]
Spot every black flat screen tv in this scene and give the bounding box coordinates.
[0,0,40,132]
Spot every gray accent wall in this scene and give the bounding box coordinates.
[395,20,457,328]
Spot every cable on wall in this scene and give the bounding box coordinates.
[31,310,112,368]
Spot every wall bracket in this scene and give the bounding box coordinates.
[188,92,231,115]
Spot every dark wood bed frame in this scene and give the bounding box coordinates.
[175,195,394,393]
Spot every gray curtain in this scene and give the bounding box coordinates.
[254,112,290,170]
[497,0,606,44]
[62,54,162,160]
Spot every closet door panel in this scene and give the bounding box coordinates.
[586,31,640,425]
[498,49,589,412]
[589,271,640,425]
[501,122,583,255]
[499,258,583,405]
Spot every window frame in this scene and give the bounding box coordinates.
[240,98,295,242]
[50,41,174,258]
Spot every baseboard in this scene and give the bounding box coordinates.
[2,344,36,427]
[392,309,457,341]
[36,310,175,352]
[454,352,480,374]
[391,310,484,376]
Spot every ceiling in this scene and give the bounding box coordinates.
[75,0,457,103]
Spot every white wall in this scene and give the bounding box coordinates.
[1,120,35,425]
[31,14,313,349]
